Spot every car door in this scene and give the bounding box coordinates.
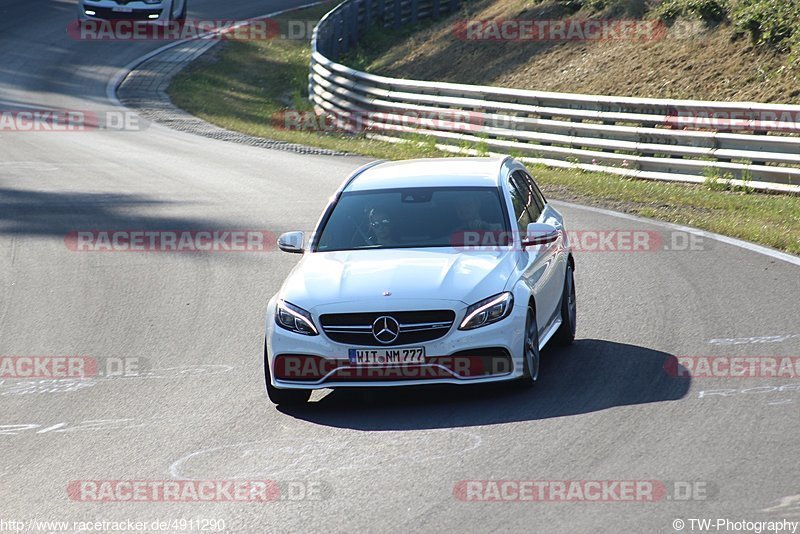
[523,169,569,317]
[508,170,563,336]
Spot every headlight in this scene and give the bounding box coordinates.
[459,292,514,330]
[275,300,319,336]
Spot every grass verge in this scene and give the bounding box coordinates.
[166,3,800,255]
[167,3,444,160]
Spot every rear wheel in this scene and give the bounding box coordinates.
[554,261,576,345]
[517,306,540,387]
[264,342,311,405]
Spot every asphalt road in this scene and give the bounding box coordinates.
[1,1,799,532]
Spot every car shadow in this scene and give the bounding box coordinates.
[278,339,691,430]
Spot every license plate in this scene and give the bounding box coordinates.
[112,6,134,12]
[348,347,425,365]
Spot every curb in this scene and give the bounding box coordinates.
[111,4,350,157]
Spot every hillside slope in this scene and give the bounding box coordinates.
[350,0,800,103]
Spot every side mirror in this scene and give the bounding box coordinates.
[277,231,305,254]
[522,223,560,247]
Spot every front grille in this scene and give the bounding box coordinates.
[320,310,455,346]
[86,7,163,20]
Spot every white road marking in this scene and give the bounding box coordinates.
[551,200,800,268]
[0,419,146,436]
[708,334,800,345]
[698,384,800,401]
[0,162,60,171]
[0,379,96,396]
[762,495,800,519]
[0,365,234,395]
[170,430,483,480]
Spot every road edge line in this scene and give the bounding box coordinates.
[551,200,800,268]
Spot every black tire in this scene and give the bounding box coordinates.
[173,0,187,21]
[554,261,576,346]
[517,305,540,387]
[264,342,311,405]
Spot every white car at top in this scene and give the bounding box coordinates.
[264,157,576,405]
[78,0,187,21]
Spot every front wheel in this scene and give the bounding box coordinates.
[172,0,187,21]
[264,342,310,405]
[554,261,576,346]
[517,306,540,387]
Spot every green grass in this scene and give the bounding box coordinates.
[167,3,453,161]
[533,167,800,254]
[167,2,800,256]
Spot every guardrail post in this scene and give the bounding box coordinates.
[350,0,360,48]
[332,13,341,58]
[365,0,373,28]
[393,0,401,28]
[345,11,353,54]
[308,52,314,103]
[340,10,348,54]
[432,0,440,19]
[377,0,386,27]
[411,0,418,24]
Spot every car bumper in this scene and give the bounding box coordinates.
[264,296,528,390]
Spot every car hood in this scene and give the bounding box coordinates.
[280,248,518,311]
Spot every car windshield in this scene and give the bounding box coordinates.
[315,187,510,251]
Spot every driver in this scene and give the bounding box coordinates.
[367,208,400,246]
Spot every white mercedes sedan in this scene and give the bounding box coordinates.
[264,157,576,405]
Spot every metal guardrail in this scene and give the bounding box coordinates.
[309,0,800,193]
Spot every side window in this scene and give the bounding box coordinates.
[524,171,547,212]
[514,170,545,221]
[507,175,533,233]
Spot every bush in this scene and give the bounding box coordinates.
[553,0,798,56]
[651,0,730,24]
[650,0,799,57]
[730,0,800,53]
[557,0,642,12]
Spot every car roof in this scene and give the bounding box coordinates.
[344,157,509,192]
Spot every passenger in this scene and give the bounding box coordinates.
[455,195,502,232]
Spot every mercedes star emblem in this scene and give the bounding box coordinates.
[372,316,400,344]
